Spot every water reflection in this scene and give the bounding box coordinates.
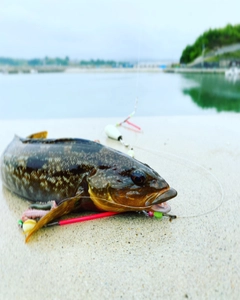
[182,74,240,112]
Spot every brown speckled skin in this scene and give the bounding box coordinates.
[0,135,169,212]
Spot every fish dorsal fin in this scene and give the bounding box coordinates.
[27,131,48,139]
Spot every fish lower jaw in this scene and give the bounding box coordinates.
[151,202,171,213]
[149,187,177,213]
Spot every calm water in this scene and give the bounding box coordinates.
[0,72,240,119]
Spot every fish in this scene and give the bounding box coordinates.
[0,131,177,241]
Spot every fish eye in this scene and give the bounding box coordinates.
[131,170,146,186]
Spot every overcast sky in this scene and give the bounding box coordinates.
[0,0,239,61]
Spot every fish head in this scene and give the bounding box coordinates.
[87,156,177,213]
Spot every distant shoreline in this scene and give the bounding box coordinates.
[64,67,163,73]
[0,66,164,74]
[0,66,228,74]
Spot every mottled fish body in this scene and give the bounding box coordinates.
[1,135,106,205]
[0,132,177,241]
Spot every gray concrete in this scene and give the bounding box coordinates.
[0,115,239,299]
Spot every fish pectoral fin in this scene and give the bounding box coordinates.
[27,131,48,139]
[25,194,82,243]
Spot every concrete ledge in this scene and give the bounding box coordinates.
[0,114,239,299]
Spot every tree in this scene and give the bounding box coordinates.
[180,23,240,63]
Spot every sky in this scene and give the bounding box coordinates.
[0,0,239,61]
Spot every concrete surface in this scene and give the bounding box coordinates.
[0,114,239,300]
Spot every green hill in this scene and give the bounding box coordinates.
[180,24,240,64]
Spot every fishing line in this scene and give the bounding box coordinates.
[133,145,225,218]
[104,30,142,151]
[134,24,141,106]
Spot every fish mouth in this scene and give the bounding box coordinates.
[149,187,177,213]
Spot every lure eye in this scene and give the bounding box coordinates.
[131,170,146,186]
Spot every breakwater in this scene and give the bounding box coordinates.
[164,68,226,74]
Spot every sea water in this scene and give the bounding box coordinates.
[0,71,239,119]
